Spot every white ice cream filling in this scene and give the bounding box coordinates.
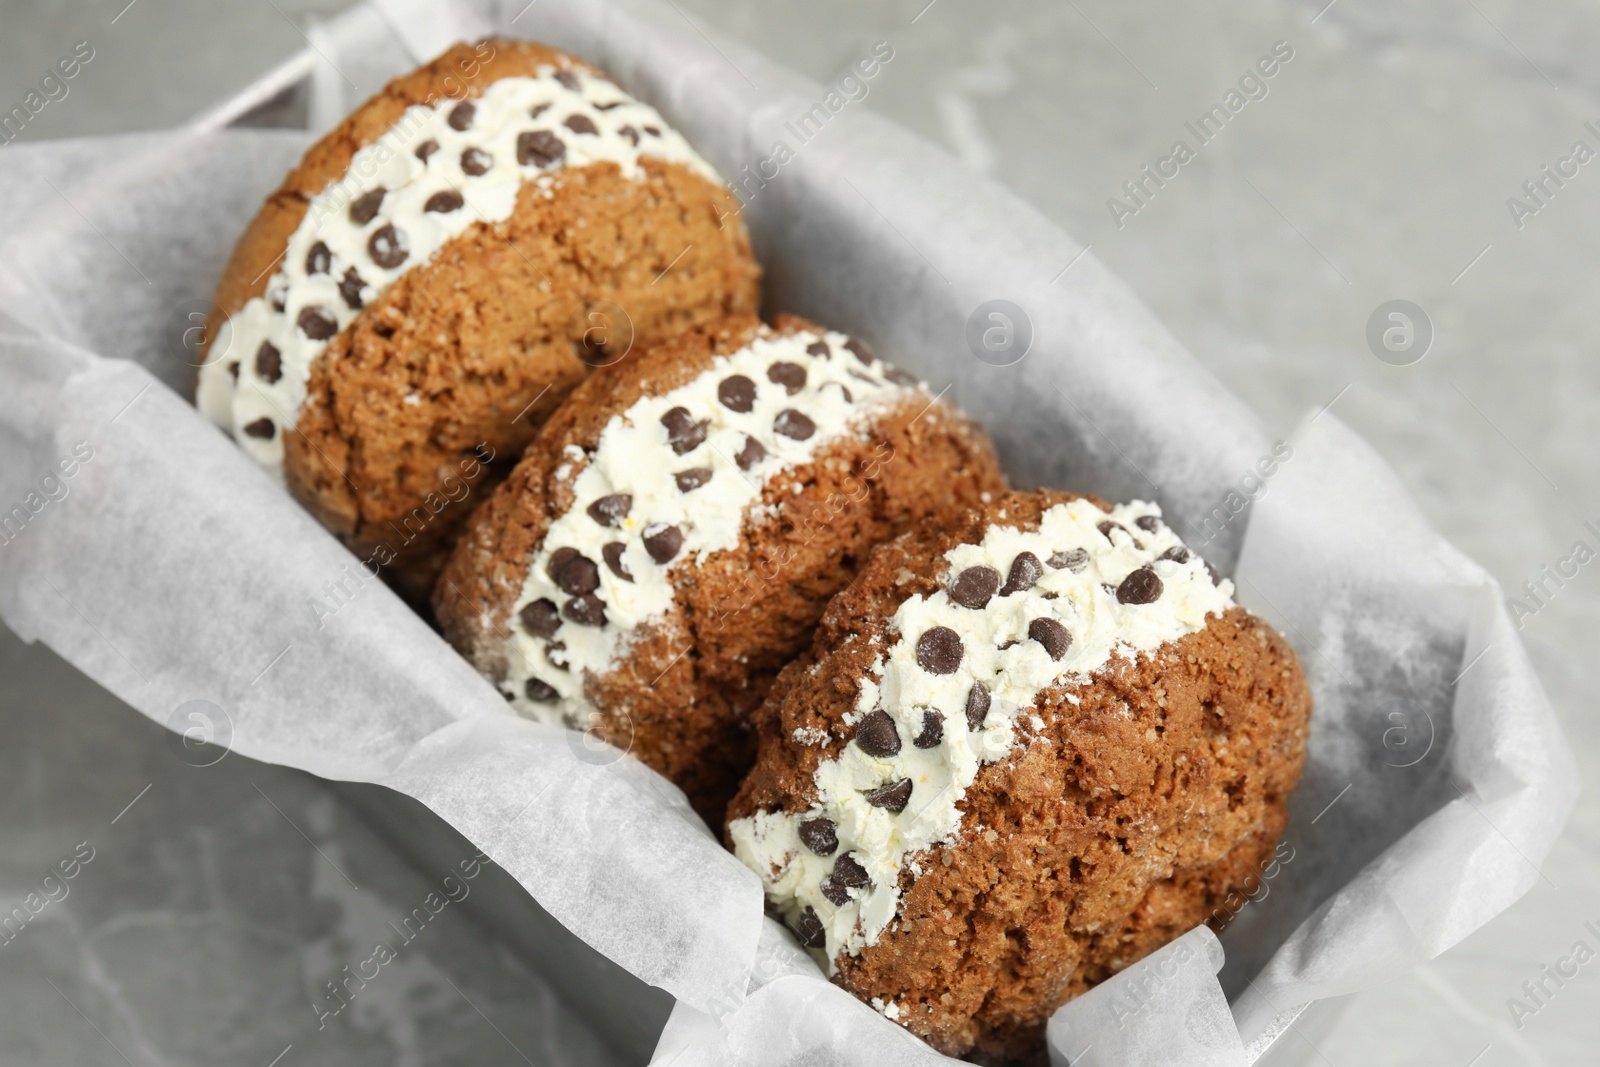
[197,67,718,481]
[727,498,1237,968]
[499,327,923,726]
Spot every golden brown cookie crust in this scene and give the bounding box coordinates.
[434,314,1007,823]
[727,490,1312,1063]
[203,39,761,605]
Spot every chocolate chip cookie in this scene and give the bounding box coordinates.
[727,490,1311,1062]
[196,38,760,604]
[433,313,1006,824]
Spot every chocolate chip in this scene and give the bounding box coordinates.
[831,384,853,404]
[242,417,275,439]
[1029,617,1072,660]
[1048,548,1090,572]
[643,524,683,564]
[999,552,1044,596]
[545,548,580,582]
[1135,515,1162,534]
[520,598,561,637]
[949,565,1001,609]
[673,468,712,493]
[595,101,624,111]
[848,369,879,387]
[564,114,598,135]
[524,677,558,703]
[1098,520,1124,542]
[297,306,338,340]
[767,361,806,394]
[517,130,565,167]
[563,594,606,626]
[1117,565,1164,604]
[602,542,633,582]
[253,341,282,385]
[774,409,815,440]
[227,361,239,381]
[793,907,825,948]
[799,818,838,856]
[448,101,475,131]
[461,147,493,175]
[866,778,913,813]
[548,548,600,595]
[916,626,963,674]
[832,853,869,888]
[425,189,464,213]
[556,559,601,601]
[913,709,944,749]
[305,240,331,275]
[545,642,568,670]
[1206,560,1222,586]
[644,125,661,137]
[349,188,385,224]
[270,290,286,312]
[587,494,632,527]
[844,338,873,364]
[661,407,709,454]
[882,364,918,387]
[619,125,640,146]
[553,70,581,91]
[415,139,439,162]
[339,268,365,310]
[529,103,551,119]
[735,435,767,470]
[820,879,850,907]
[854,709,900,758]
[965,683,991,731]
[1160,546,1190,564]
[718,374,756,412]
[368,224,408,269]
[805,340,830,360]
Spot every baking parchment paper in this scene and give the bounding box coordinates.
[0,1,1578,1063]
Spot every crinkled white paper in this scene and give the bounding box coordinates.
[0,1,1577,1065]
[1048,926,1246,1067]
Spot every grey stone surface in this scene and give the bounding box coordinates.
[1,1,1595,1064]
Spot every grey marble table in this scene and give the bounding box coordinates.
[2,1,1596,1064]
